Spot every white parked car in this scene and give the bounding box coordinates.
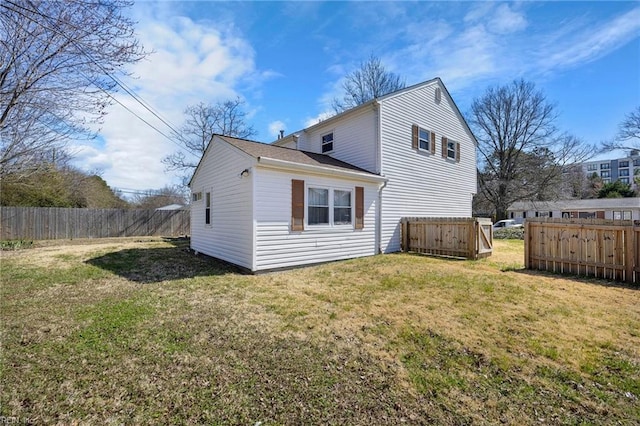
[493,219,524,230]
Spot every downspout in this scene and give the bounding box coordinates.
[373,100,385,254]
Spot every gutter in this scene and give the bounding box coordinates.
[256,157,388,184]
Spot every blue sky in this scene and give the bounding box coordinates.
[71,1,640,192]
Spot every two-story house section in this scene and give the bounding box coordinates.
[190,78,477,272]
[275,78,477,253]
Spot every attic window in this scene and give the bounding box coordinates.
[322,132,334,153]
[418,128,430,151]
[192,192,202,202]
[412,125,435,154]
[441,136,460,162]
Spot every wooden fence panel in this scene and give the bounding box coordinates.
[401,217,493,260]
[525,218,638,284]
[0,207,190,240]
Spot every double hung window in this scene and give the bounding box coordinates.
[307,187,352,226]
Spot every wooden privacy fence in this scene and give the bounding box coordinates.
[525,218,640,284]
[0,207,190,240]
[401,217,493,260]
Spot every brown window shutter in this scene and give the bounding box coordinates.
[455,142,460,162]
[441,136,447,158]
[430,131,436,154]
[355,186,364,229]
[291,179,304,231]
[411,125,418,150]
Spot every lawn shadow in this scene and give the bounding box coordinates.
[507,267,640,291]
[86,242,244,284]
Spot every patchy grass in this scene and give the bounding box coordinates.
[1,238,638,424]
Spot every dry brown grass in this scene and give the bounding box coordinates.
[1,237,638,424]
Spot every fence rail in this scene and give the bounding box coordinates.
[524,218,639,284]
[401,217,493,260]
[0,207,190,240]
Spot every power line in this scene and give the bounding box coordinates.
[2,0,186,148]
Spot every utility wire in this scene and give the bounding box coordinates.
[2,0,185,148]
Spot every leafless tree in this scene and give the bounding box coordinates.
[332,55,405,113]
[602,106,640,151]
[163,98,256,181]
[130,185,188,210]
[470,79,595,220]
[0,0,147,178]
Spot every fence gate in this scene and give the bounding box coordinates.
[401,217,493,260]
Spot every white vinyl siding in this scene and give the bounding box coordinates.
[295,107,378,173]
[254,168,378,271]
[190,138,254,269]
[378,81,477,253]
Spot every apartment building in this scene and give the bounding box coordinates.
[582,150,640,188]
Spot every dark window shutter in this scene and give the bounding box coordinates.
[291,179,304,231]
[430,131,436,154]
[412,125,418,150]
[441,136,447,158]
[455,142,460,162]
[355,186,364,229]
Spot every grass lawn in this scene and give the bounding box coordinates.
[1,238,638,424]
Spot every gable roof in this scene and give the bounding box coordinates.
[190,134,383,186]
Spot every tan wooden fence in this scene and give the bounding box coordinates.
[0,207,190,240]
[524,218,639,284]
[401,217,493,260]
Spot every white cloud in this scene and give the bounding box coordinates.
[538,7,640,73]
[72,2,265,191]
[489,4,528,34]
[304,111,334,128]
[268,120,287,138]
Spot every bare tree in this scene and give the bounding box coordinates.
[130,185,188,210]
[602,106,640,151]
[0,0,147,178]
[163,98,256,181]
[470,79,595,220]
[332,55,405,113]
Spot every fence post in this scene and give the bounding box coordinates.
[524,220,530,269]
[625,226,634,284]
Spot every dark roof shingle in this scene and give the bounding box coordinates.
[218,135,376,175]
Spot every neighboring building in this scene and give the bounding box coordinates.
[508,198,640,221]
[155,204,187,211]
[582,150,640,189]
[189,78,477,272]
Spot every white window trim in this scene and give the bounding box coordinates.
[204,191,212,227]
[446,140,456,160]
[192,191,203,202]
[321,131,335,154]
[305,184,354,229]
[417,127,430,152]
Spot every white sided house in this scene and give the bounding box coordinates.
[189,78,477,272]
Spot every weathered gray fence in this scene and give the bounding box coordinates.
[0,207,190,240]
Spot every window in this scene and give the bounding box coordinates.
[587,164,597,171]
[418,128,430,151]
[192,192,202,202]
[600,163,610,170]
[620,177,629,184]
[205,192,211,225]
[291,180,363,231]
[634,159,640,167]
[333,190,352,225]
[412,125,435,154]
[601,170,610,178]
[307,187,353,226]
[619,161,629,168]
[446,140,456,159]
[322,132,334,153]
[619,169,629,177]
[308,188,329,225]
[614,211,632,220]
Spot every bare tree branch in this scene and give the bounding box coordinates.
[0,0,147,178]
[470,79,596,220]
[332,55,405,113]
[163,98,256,182]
